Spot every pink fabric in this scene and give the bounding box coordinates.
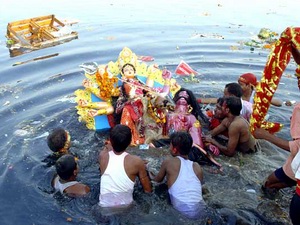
[241,99,253,121]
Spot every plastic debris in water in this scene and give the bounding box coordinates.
[14,129,29,136]
[175,60,198,75]
[246,189,256,194]
[3,101,10,106]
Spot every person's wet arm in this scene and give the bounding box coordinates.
[153,160,167,183]
[138,160,152,193]
[210,120,227,137]
[193,163,204,183]
[253,128,290,151]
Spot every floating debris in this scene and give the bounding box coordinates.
[12,53,59,66]
[244,28,278,51]
[14,129,29,136]
[3,101,10,106]
[6,14,78,57]
[182,74,200,83]
[191,33,224,40]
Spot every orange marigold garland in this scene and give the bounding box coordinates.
[95,69,119,100]
[250,27,300,134]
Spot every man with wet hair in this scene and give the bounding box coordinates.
[52,154,90,197]
[151,131,206,219]
[204,96,256,156]
[98,124,152,208]
[223,82,252,121]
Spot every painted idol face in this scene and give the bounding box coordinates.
[122,64,135,79]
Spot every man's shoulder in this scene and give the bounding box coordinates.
[228,117,248,131]
[125,153,143,164]
[163,156,180,168]
[99,149,110,159]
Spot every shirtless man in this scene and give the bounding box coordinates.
[98,124,152,208]
[203,96,256,157]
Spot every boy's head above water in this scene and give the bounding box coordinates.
[47,128,71,154]
[55,154,78,181]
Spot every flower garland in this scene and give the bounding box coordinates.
[147,96,166,124]
[95,70,119,100]
[250,27,300,134]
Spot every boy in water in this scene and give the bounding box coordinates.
[52,154,90,197]
[151,131,206,219]
[98,124,152,208]
[43,128,72,167]
[47,128,71,155]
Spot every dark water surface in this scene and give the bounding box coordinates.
[1,1,300,224]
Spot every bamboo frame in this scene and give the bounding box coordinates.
[6,14,78,50]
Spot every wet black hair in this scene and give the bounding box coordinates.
[217,97,224,105]
[170,131,193,155]
[110,124,132,152]
[223,96,242,116]
[225,83,243,98]
[47,128,67,152]
[55,154,77,180]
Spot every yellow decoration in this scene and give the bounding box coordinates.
[193,120,201,128]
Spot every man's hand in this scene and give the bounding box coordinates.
[203,135,213,144]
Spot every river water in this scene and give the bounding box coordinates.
[1,0,300,224]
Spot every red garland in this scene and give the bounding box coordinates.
[250,27,300,134]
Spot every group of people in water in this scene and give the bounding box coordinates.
[46,32,300,224]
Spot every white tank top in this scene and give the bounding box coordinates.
[53,176,79,194]
[168,156,205,218]
[99,151,135,207]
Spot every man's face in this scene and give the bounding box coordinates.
[214,102,225,119]
[223,87,230,97]
[238,81,250,93]
[221,101,229,115]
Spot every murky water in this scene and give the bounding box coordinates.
[1,0,300,224]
